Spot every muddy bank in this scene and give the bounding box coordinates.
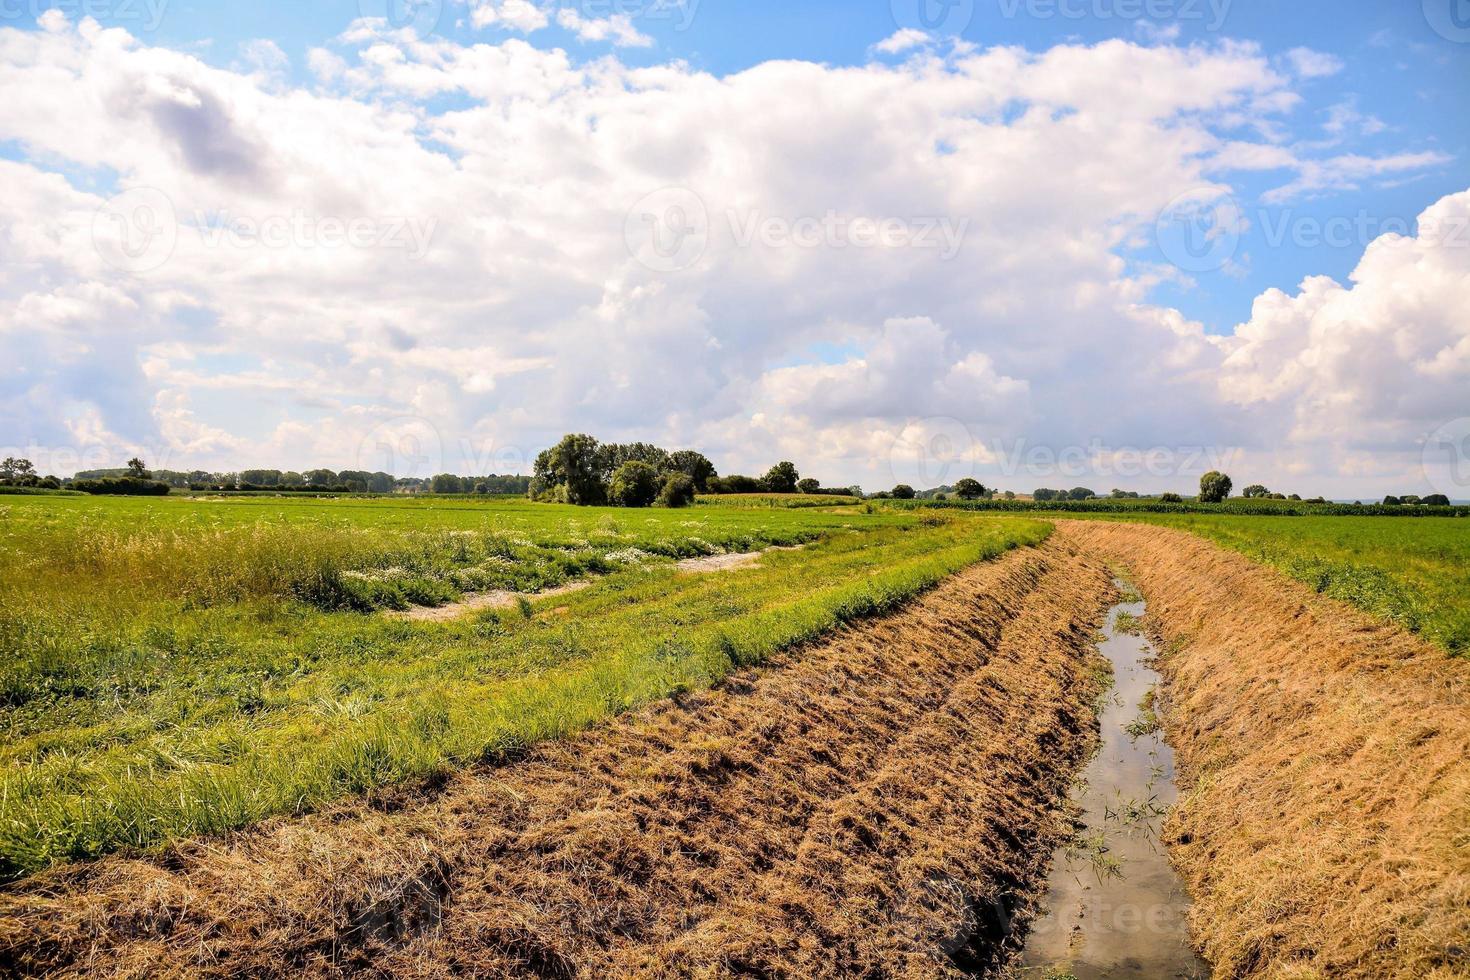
[1066,521,1470,980]
[0,538,1113,978]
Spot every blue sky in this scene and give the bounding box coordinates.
[1,0,1468,495]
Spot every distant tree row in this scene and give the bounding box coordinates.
[1033,487,1098,501]
[1383,493,1452,507]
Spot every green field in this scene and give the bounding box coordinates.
[1104,513,1470,656]
[0,495,1047,877]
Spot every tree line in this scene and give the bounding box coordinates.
[529,434,863,508]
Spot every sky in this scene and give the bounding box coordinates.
[0,0,1468,497]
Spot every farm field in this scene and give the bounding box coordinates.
[0,494,1048,877]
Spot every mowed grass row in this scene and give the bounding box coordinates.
[0,495,1049,877]
[1076,512,1470,656]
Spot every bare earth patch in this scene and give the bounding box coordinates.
[389,582,591,622]
[0,538,1114,978]
[1066,521,1470,980]
[392,546,807,622]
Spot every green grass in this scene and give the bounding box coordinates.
[1077,512,1470,657]
[0,495,1048,877]
[696,492,862,508]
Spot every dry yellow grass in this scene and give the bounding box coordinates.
[1067,521,1470,980]
[0,539,1113,978]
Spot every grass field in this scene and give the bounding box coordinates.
[0,494,1047,877]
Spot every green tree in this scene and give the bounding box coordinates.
[536,434,607,505]
[0,457,36,483]
[430,473,463,494]
[609,461,661,507]
[304,469,338,487]
[1068,487,1096,501]
[657,472,696,508]
[891,484,916,499]
[667,450,717,492]
[763,461,800,494]
[796,477,821,495]
[127,457,149,479]
[1159,492,1184,503]
[954,478,987,500]
[1032,488,1056,501]
[1242,484,1269,498]
[1198,471,1232,503]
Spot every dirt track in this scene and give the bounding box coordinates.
[1068,521,1470,980]
[0,536,1115,979]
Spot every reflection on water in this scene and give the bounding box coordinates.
[1014,582,1208,980]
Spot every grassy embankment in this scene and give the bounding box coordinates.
[902,499,1470,657]
[1118,513,1470,656]
[0,494,1047,877]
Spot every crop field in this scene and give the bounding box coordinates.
[0,494,1047,877]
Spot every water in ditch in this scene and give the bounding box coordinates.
[1013,582,1209,979]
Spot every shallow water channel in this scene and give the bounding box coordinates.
[1014,583,1208,979]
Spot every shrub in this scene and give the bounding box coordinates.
[657,472,696,508]
[1159,492,1184,503]
[1199,471,1233,503]
[1383,495,1402,506]
[1423,494,1451,507]
[609,461,661,507]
